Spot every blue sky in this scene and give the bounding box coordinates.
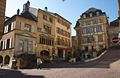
[6,0,118,36]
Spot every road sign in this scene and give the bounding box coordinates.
[112,37,119,44]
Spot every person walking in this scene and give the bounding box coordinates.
[37,58,42,69]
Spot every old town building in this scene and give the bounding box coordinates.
[36,8,72,61]
[0,0,6,39]
[0,1,37,68]
[75,8,109,60]
[109,0,120,46]
[0,1,72,68]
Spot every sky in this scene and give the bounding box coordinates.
[6,0,118,36]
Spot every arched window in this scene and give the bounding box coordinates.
[83,14,86,18]
[96,11,100,16]
[89,13,93,17]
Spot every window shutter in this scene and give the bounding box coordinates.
[4,26,6,33]
[9,38,12,48]
[4,40,7,49]
[11,22,14,30]
[6,25,8,33]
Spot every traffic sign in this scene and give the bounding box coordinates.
[112,37,119,44]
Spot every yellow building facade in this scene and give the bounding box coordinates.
[75,8,109,59]
[36,9,72,61]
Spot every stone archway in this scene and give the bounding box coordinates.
[40,50,50,63]
[4,55,10,64]
[0,56,3,63]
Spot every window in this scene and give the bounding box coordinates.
[68,33,70,38]
[49,17,53,23]
[37,27,41,32]
[90,21,94,26]
[98,34,103,42]
[43,15,47,20]
[89,27,94,33]
[82,22,86,26]
[98,19,102,23]
[89,13,93,17]
[19,40,24,51]
[44,25,51,34]
[84,36,88,43]
[6,39,10,49]
[96,11,100,16]
[0,41,3,50]
[82,28,87,34]
[83,14,86,18]
[57,27,59,33]
[8,24,11,32]
[98,25,102,32]
[24,24,31,32]
[28,41,33,52]
[4,25,8,33]
[89,35,94,43]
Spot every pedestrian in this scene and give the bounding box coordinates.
[37,58,43,69]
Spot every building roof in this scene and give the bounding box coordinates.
[20,11,38,21]
[110,18,119,27]
[38,9,72,24]
[5,11,38,24]
[85,8,101,14]
[80,7,106,18]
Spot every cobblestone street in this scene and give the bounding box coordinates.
[21,68,120,78]
[0,46,120,78]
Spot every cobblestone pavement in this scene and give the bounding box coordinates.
[0,46,120,78]
[20,63,120,78]
[19,46,120,78]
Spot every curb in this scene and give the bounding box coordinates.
[84,50,107,62]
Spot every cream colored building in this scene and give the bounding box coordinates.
[0,1,37,68]
[75,8,109,59]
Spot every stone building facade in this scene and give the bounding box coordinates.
[36,8,72,62]
[0,1,72,68]
[109,0,120,46]
[0,0,6,39]
[75,8,109,60]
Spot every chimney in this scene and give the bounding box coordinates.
[17,9,20,15]
[45,7,48,11]
[23,1,30,13]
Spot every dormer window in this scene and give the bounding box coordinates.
[89,13,93,17]
[83,14,86,18]
[96,11,100,16]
